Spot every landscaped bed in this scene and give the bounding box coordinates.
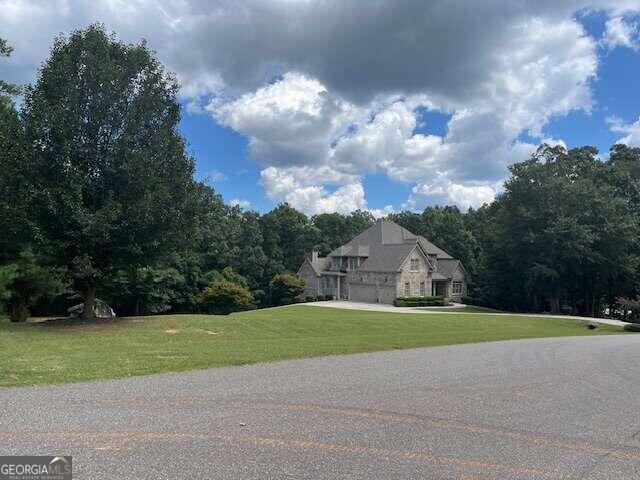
[0,305,625,387]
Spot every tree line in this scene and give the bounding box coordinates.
[1,25,639,321]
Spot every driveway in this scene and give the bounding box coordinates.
[305,300,630,327]
[2,336,640,479]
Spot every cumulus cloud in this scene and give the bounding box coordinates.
[608,116,640,146]
[1,0,639,213]
[602,15,640,50]
[209,14,599,212]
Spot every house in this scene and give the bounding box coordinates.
[297,219,468,304]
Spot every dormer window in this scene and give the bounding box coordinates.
[410,258,419,272]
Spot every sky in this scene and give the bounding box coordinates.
[1,1,640,215]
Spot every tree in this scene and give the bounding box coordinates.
[0,37,20,97]
[226,210,269,290]
[312,210,375,255]
[0,39,30,261]
[491,145,639,315]
[2,250,69,322]
[0,264,17,310]
[22,25,196,320]
[0,94,30,261]
[260,203,319,275]
[204,266,249,289]
[105,265,185,316]
[198,280,254,315]
[269,273,305,306]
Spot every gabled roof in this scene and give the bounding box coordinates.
[435,258,460,279]
[357,243,417,272]
[300,256,329,276]
[318,220,463,275]
[325,220,444,273]
[329,220,454,259]
[417,236,453,259]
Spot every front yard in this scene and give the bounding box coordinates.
[0,305,625,387]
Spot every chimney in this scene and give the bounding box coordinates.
[311,250,319,263]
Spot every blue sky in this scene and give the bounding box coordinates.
[2,1,640,215]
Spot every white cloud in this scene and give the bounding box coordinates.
[204,169,227,182]
[602,15,640,50]
[211,14,598,213]
[260,166,366,215]
[1,1,639,214]
[608,116,640,146]
[229,198,251,209]
[406,179,501,211]
[211,72,362,168]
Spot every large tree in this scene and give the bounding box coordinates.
[312,210,375,255]
[260,203,319,274]
[493,145,639,315]
[22,25,195,319]
[0,37,29,261]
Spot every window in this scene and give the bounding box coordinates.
[420,281,426,296]
[404,282,411,296]
[410,258,419,271]
[452,281,464,295]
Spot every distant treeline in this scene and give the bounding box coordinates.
[1,26,639,321]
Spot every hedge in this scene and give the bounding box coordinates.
[394,296,447,307]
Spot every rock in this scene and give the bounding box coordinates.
[67,298,116,319]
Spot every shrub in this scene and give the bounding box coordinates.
[304,296,317,302]
[394,296,446,307]
[269,273,305,306]
[1,250,69,322]
[461,295,496,309]
[461,296,474,306]
[624,323,640,332]
[617,296,640,323]
[198,280,254,315]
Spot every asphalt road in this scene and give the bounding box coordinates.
[2,335,640,479]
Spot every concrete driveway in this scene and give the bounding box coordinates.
[2,335,640,479]
[304,300,630,327]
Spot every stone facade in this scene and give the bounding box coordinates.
[396,246,433,298]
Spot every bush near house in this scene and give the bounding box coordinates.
[394,296,447,307]
[269,273,305,306]
[198,280,255,315]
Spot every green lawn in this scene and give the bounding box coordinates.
[418,305,505,313]
[0,306,625,388]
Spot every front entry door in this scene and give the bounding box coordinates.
[434,281,448,297]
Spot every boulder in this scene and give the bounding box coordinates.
[67,298,116,319]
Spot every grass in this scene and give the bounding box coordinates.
[0,306,625,388]
[418,305,505,313]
